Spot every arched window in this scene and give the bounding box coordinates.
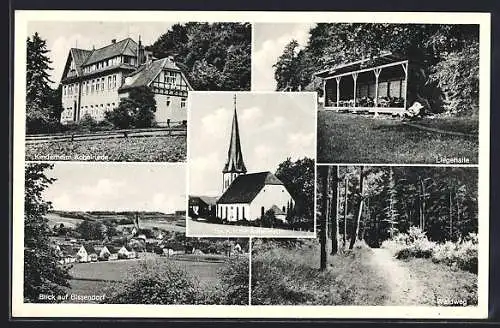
[242,207,245,219]
[261,206,264,217]
[236,207,239,220]
[225,207,228,219]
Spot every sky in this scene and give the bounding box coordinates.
[27,21,177,88]
[188,92,316,197]
[42,163,186,213]
[252,23,316,91]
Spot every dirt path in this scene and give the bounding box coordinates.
[370,248,426,305]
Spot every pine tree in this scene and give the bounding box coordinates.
[24,163,70,302]
[26,33,56,133]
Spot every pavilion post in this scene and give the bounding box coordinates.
[335,76,341,108]
[322,79,326,106]
[373,68,382,108]
[352,72,358,107]
[402,61,409,109]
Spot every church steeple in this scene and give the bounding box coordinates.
[222,94,247,193]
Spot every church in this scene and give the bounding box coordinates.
[59,37,193,126]
[214,95,295,223]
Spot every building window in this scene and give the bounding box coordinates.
[166,97,171,107]
[108,76,112,89]
[236,207,239,220]
[181,97,186,108]
[113,75,117,89]
[261,207,265,218]
[282,206,286,212]
[242,207,245,219]
[101,78,104,91]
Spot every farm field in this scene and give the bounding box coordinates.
[119,219,185,232]
[25,135,186,162]
[46,211,185,232]
[187,218,315,238]
[317,111,478,164]
[66,254,225,303]
[46,212,84,228]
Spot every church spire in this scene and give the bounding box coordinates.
[223,94,247,175]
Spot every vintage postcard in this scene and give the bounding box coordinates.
[12,10,490,319]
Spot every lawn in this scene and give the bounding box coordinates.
[251,239,389,305]
[317,111,478,164]
[25,135,186,162]
[187,218,315,238]
[65,255,225,303]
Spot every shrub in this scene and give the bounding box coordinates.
[208,256,249,305]
[383,227,478,274]
[103,259,204,304]
[432,239,478,274]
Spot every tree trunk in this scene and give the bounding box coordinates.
[449,191,453,240]
[330,165,339,255]
[349,166,364,250]
[319,166,329,270]
[343,175,348,249]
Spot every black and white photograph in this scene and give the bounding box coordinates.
[12,10,490,320]
[253,23,480,164]
[23,163,249,305]
[187,92,316,238]
[252,165,479,306]
[24,21,251,162]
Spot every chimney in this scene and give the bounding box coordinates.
[136,35,145,67]
[111,39,116,44]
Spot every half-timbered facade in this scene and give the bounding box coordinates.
[59,37,192,126]
[314,52,410,116]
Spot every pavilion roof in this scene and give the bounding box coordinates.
[314,52,406,79]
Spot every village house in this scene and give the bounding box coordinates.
[75,244,98,263]
[118,245,137,259]
[59,37,192,125]
[188,196,218,218]
[214,95,295,223]
[57,244,78,264]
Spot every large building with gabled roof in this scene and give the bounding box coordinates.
[215,95,295,222]
[60,37,193,125]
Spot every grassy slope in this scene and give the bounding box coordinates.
[398,258,478,306]
[25,135,186,162]
[317,111,478,164]
[251,240,389,305]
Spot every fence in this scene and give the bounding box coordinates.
[26,127,187,145]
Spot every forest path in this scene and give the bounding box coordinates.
[370,248,426,305]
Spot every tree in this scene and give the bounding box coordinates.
[24,163,70,302]
[318,166,329,270]
[148,22,251,91]
[330,165,339,255]
[26,33,61,133]
[105,86,156,128]
[349,166,364,249]
[76,220,104,241]
[275,157,315,230]
[261,209,277,228]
